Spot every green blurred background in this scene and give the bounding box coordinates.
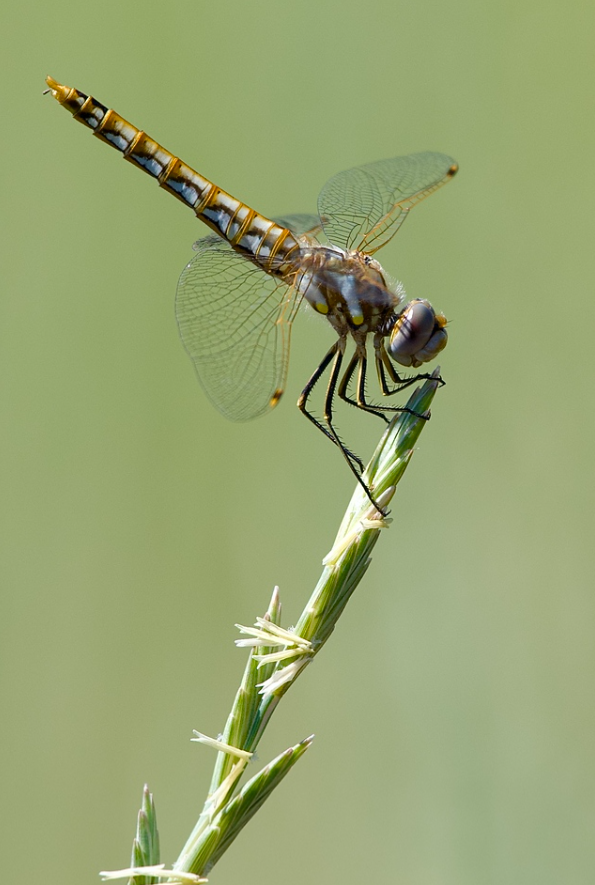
[2,0,595,882]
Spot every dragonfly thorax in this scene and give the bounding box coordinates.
[296,245,400,336]
[295,245,448,367]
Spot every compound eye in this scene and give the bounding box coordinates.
[414,327,448,364]
[388,300,440,367]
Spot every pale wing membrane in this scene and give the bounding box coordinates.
[273,214,324,238]
[176,236,301,422]
[317,152,457,254]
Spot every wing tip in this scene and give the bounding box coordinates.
[269,388,284,409]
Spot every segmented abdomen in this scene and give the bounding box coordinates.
[45,77,299,273]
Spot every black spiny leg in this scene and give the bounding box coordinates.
[298,342,352,451]
[321,346,388,513]
[337,352,390,424]
[298,342,386,513]
[298,341,363,471]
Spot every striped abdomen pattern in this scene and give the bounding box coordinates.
[45,77,299,273]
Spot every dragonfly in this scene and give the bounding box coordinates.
[45,76,458,513]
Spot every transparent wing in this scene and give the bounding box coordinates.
[317,152,458,254]
[273,214,324,238]
[176,235,301,422]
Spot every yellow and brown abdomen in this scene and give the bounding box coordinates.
[45,77,298,272]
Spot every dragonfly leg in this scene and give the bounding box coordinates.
[320,346,365,471]
[321,348,390,513]
[298,342,363,470]
[299,342,388,514]
[298,342,353,451]
[349,339,440,421]
[337,351,390,423]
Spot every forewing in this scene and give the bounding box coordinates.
[317,152,458,254]
[176,235,301,422]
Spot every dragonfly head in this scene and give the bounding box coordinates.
[387,299,448,368]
